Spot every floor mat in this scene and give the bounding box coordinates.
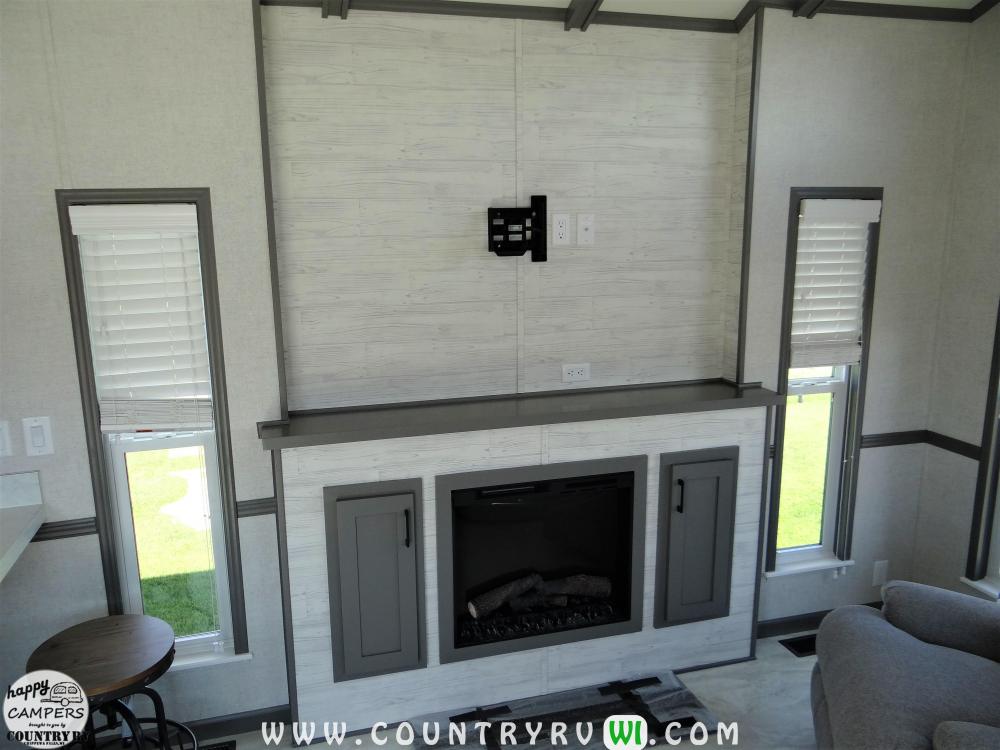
[413,671,720,748]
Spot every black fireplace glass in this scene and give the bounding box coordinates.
[451,471,634,649]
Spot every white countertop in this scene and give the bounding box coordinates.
[0,472,45,582]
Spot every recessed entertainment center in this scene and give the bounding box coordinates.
[276,399,767,730]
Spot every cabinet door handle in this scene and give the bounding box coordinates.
[403,509,412,548]
[676,479,685,514]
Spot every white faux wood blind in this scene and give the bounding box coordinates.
[68,204,213,430]
[790,199,882,368]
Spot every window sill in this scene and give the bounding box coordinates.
[765,557,855,579]
[168,650,252,673]
[960,576,1000,602]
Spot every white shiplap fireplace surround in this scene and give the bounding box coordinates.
[275,406,766,730]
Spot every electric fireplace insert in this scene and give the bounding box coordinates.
[435,456,647,664]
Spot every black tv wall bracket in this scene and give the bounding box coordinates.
[488,195,547,262]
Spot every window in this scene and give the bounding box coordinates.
[61,196,244,657]
[777,367,847,558]
[767,193,882,572]
[107,432,231,652]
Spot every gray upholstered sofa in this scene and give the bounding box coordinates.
[812,580,1000,750]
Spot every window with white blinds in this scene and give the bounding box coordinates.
[790,199,882,368]
[68,204,213,430]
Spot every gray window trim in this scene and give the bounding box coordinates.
[764,186,883,573]
[54,187,249,654]
[967,299,1000,580]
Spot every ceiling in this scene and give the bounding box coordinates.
[443,0,980,20]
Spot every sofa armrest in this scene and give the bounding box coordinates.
[882,580,1000,662]
[933,721,1000,750]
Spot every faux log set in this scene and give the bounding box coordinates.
[467,574,612,620]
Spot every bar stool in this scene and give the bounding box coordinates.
[27,615,197,749]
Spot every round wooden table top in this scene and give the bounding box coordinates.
[27,615,175,703]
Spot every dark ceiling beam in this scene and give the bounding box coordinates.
[263,0,984,28]
[331,0,565,22]
[819,1,972,22]
[794,0,828,18]
[595,12,737,33]
[321,0,350,18]
[735,1,760,30]
[970,0,998,20]
[565,0,604,31]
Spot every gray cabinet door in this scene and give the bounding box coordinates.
[655,448,738,628]
[327,492,421,679]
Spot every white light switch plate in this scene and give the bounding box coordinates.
[872,559,889,587]
[0,421,11,457]
[577,214,595,246]
[22,417,53,457]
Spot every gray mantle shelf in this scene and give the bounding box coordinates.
[258,380,782,451]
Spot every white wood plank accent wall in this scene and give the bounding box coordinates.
[281,407,766,728]
[262,8,749,410]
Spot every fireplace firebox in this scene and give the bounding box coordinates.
[436,456,647,664]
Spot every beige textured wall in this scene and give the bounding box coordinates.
[914,6,1000,592]
[0,0,285,729]
[748,10,971,619]
[264,8,748,410]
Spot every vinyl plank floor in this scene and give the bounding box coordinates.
[221,633,817,750]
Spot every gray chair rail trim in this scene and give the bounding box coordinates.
[237,497,279,517]
[31,518,99,542]
[30,505,279,543]
[858,430,981,461]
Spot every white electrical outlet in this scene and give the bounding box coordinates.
[553,213,571,246]
[562,363,591,383]
[872,559,889,587]
[577,214,595,246]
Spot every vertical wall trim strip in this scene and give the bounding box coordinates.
[272,450,299,722]
[253,0,289,421]
[763,189,801,572]
[749,404,773,656]
[966,299,1000,580]
[735,8,763,386]
[195,189,251,654]
[55,194,123,615]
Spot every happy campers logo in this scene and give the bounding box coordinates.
[4,671,89,749]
